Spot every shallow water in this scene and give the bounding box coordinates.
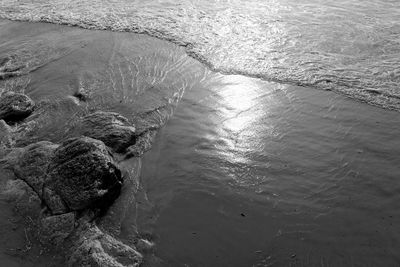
[132,75,400,266]
[1,0,399,110]
[0,19,205,145]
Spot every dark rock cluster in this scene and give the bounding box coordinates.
[0,93,161,266]
[2,136,144,265]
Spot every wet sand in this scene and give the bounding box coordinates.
[0,19,400,267]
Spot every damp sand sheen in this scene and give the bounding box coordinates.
[0,3,399,267]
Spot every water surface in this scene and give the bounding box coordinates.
[132,74,400,266]
[1,0,399,109]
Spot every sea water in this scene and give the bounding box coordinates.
[134,74,400,266]
[0,0,399,110]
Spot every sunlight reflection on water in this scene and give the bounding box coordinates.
[140,72,400,266]
[200,75,286,187]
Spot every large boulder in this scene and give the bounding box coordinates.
[46,137,123,211]
[0,92,35,123]
[68,225,142,267]
[79,112,136,152]
[11,141,59,196]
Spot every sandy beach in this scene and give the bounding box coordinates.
[0,18,400,267]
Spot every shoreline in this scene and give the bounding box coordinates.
[0,18,400,266]
[0,16,399,113]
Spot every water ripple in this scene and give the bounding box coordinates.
[0,0,399,110]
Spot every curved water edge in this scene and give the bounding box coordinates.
[0,0,399,111]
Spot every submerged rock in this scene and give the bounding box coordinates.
[72,88,90,102]
[79,111,136,152]
[46,137,123,211]
[39,212,76,247]
[68,225,142,267]
[126,129,156,158]
[11,141,59,196]
[0,92,35,123]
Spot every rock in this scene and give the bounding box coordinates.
[68,225,142,267]
[0,119,12,145]
[72,88,90,102]
[39,212,76,247]
[0,147,24,168]
[46,137,123,211]
[1,179,42,218]
[79,111,136,152]
[126,130,156,158]
[11,141,58,196]
[0,120,12,156]
[0,92,35,123]
[43,187,68,215]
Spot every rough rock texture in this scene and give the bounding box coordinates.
[0,119,12,146]
[0,120,12,157]
[126,130,156,158]
[46,137,123,211]
[68,225,142,267]
[79,112,136,152]
[11,141,59,196]
[39,212,76,247]
[43,187,68,215]
[0,92,35,123]
[1,179,42,217]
